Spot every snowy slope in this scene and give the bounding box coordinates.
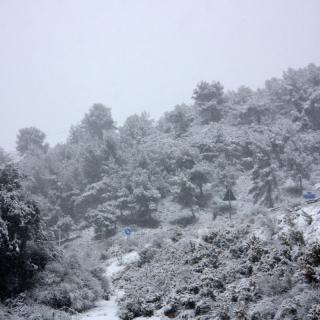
[296,202,320,242]
[275,201,320,243]
[77,251,139,320]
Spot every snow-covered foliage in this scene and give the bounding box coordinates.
[0,164,51,298]
[117,225,320,319]
[31,255,109,312]
[2,63,320,319]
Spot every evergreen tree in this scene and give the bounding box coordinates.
[249,154,279,208]
[0,164,50,297]
[230,85,253,105]
[189,164,210,197]
[82,103,115,139]
[115,188,132,216]
[120,112,154,147]
[16,127,48,156]
[304,88,320,130]
[175,176,197,217]
[192,81,225,123]
[86,203,117,238]
[240,91,269,125]
[283,139,312,194]
[165,104,193,137]
[130,169,161,220]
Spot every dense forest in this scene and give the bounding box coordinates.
[1,63,320,319]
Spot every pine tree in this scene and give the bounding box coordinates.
[120,112,154,147]
[249,154,279,208]
[86,203,117,238]
[175,176,197,217]
[192,81,225,123]
[82,103,115,139]
[16,127,48,156]
[0,164,49,297]
[283,139,312,195]
[116,188,132,216]
[189,163,211,208]
[190,164,210,197]
[129,169,161,220]
[166,104,193,137]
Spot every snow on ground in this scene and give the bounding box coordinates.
[313,183,320,191]
[135,317,163,320]
[276,201,320,243]
[77,297,119,320]
[105,251,140,277]
[77,251,139,320]
[296,202,320,242]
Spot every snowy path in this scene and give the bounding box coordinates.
[77,297,119,320]
[77,251,139,320]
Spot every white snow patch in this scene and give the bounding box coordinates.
[298,203,320,242]
[105,259,125,277]
[252,227,269,241]
[122,251,140,264]
[105,251,140,277]
[313,183,320,190]
[197,227,210,240]
[77,297,119,320]
[278,203,320,243]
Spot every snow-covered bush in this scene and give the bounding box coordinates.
[116,223,320,319]
[31,255,108,312]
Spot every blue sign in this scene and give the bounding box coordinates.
[124,227,132,236]
[303,191,317,200]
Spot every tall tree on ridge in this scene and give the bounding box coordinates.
[16,127,48,156]
[192,80,225,124]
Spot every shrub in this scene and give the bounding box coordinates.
[304,242,320,266]
[31,255,108,312]
[308,305,320,320]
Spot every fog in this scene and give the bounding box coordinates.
[2,2,320,319]
[1,0,320,151]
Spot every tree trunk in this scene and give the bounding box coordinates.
[191,206,195,217]
[299,174,303,195]
[199,184,203,197]
[267,180,274,208]
[257,112,261,124]
[212,211,217,221]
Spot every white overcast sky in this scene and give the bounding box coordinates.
[1,0,320,151]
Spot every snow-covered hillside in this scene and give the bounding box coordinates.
[78,251,139,320]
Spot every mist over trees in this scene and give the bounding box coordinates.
[16,127,49,156]
[1,63,320,319]
[8,63,320,238]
